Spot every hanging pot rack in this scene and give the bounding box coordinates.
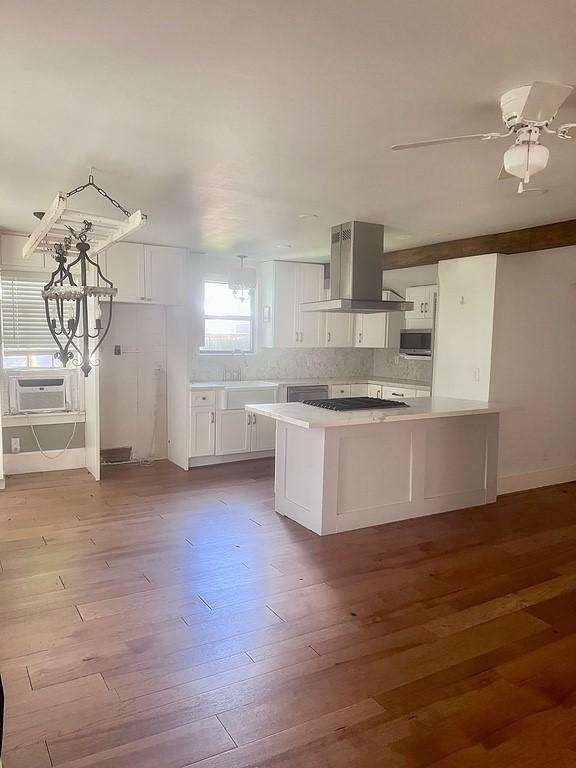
[22,174,146,261]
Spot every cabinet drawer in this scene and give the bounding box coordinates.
[330,384,351,398]
[350,383,369,397]
[190,390,216,407]
[381,386,415,399]
[367,384,382,399]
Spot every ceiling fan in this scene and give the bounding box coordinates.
[392,81,575,193]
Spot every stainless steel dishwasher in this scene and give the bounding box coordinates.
[286,384,330,402]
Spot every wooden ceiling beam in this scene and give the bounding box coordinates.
[382,218,576,270]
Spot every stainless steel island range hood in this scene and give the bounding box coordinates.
[301,221,413,313]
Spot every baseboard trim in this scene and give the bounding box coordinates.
[4,447,86,475]
[498,463,576,494]
[188,450,274,468]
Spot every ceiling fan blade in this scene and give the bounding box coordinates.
[497,164,514,180]
[391,133,496,150]
[521,81,573,122]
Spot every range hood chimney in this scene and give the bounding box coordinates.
[301,221,413,313]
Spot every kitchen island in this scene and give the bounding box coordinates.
[246,398,501,535]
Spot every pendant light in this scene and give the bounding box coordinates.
[228,255,255,302]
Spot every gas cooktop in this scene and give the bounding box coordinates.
[302,397,410,411]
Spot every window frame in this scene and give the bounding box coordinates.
[199,279,256,355]
[0,272,70,370]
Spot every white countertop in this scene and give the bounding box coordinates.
[190,377,431,391]
[245,397,501,429]
[189,380,279,390]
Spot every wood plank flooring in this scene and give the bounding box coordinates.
[1,459,576,766]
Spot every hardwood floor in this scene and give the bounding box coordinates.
[1,460,576,766]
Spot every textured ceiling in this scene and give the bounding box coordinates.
[1,0,576,261]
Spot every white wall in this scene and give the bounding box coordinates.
[99,303,167,460]
[433,248,576,494]
[433,254,498,401]
[382,264,438,297]
[491,247,576,492]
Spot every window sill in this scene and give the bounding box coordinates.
[2,411,86,427]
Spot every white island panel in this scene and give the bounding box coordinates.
[262,399,500,536]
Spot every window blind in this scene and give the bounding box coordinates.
[1,276,59,354]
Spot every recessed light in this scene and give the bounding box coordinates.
[298,213,319,220]
[276,243,293,249]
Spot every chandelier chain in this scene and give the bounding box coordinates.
[67,174,132,217]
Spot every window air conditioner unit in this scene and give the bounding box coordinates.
[8,375,70,414]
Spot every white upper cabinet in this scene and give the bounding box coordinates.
[294,263,325,347]
[405,285,438,324]
[145,246,187,305]
[0,234,46,271]
[260,261,325,348]
[325,312,354,347]
[102,243,187,305]
[101,242,145,302]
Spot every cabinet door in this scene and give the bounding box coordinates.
[250,413,276,451]
[405,286,430,321]
[0,234,46,271]
[355,314,389,348]
[350,383,369,397]
[325,313,354,347]
[367,384,382,399]
[295,264,325,347]
[215,410,251,455]
[421,285,437,320]
[189,408,215,457]
[272,262,298,347]
[104,242,146,303]
[146,246,187,305]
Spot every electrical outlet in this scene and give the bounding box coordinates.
[114,344,122,356]
[11,437,20,454]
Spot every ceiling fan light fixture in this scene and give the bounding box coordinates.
[503,142,549,181]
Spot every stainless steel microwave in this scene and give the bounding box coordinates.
[399,328,433,357]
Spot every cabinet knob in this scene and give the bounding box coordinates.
[210,411,215,423]
[327,332,331,342]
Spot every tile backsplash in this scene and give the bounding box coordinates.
[373,348,432,384]
[191,346,432,385]
[190,347,374,381]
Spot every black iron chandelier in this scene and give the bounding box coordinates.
[39,174,140,376]
[42,221,116,376]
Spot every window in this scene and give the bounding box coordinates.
[200,281,254,353]
[1,275,65,368]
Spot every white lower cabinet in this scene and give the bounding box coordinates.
[250,413,276,451]
[213,410,276,456]
[381,386,415,400]
[330,384,351,398]
[350,383,369,397]
[367,384,383,399]
[189,408,215,457]
[215,410,252,455]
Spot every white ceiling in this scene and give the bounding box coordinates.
[1,0,576,262]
